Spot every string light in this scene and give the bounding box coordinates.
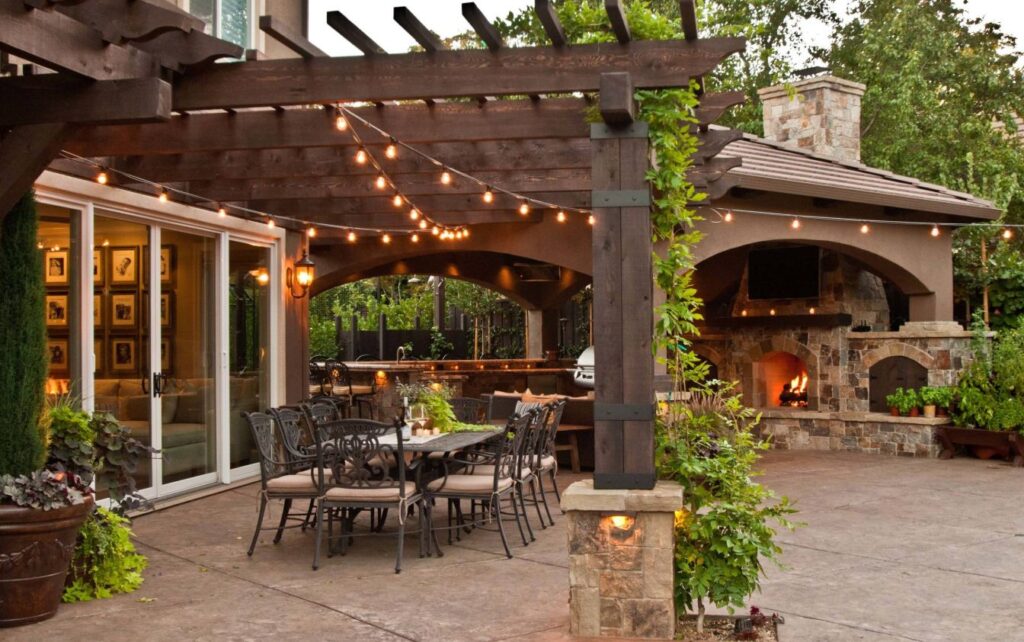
[588,215,595,226]
[1003,228,1013,240]
[432,226,440,236]
[809,307,816,315]
[347,231,357,243]
[931,225,940,237]
[307,227,317,238]
[556,210,566,223]
[791,218,801,230]
[381,233,391,244]
[723,210,733,222]
[375,175,387,190]
[440,170,452,185]
[462,227,469,238]
[335,112,348,131]
[409,209,420,221]
[860,224,870,234]
[518,201,530,215]
[411,233,419,243]
[456,230,464,240]
[418,219,428,229]
[392,194,403,207]
[96,170,109,185]
[482,187,494,204]
[217,205,227,218]
[266,218,275,229]
[385,139,398,159]
[355,148,368,164]
[158,189,169,203]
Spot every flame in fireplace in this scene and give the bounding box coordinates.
[790,372,808,395]
[780,371,809,407]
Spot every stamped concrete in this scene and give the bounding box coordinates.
[7,452,1023,641]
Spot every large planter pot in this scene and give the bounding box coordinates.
[0,497,93,627]
[923,404,937,419]
[936,426,1024,467]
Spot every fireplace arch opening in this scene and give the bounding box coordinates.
[752,351,812,409]
[869,356,927,412]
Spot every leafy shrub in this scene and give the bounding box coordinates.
[46,397,97,485]
[886,388,919,415]
[656,381,796,633]
[63,507,147,602]
[0,470,90,510]
[90,412,156,513]
[953,319,1024,434]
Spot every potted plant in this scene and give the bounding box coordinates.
[932,386,954,417]
[885,389,903,416]
[919,386,941,418]
[887,388,918,417]
[0,194,93,627]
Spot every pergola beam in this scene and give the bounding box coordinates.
[0,122,71,222]
[245,191,590,218]
[170,37,744,110]
[54,0,202,45]
[326,11,386,55]
[64,98,591,156]
[680,0,699,41]
[393,7,444,53]
[259,15,325,59]
[461,3,503,51]
[605,0,631,44]
[0,0,160,79]
[534,0,567,47]
[0,75,171,127]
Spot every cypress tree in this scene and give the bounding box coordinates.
[0,193,47,475]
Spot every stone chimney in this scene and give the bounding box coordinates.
[757,75,866,163]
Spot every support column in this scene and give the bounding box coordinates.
[526,307,560,359]
[283,230,309,403]
[590,72,655,490]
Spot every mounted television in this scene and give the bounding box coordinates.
[747,246,820,300]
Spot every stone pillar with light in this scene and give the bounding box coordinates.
[562,481,683,639]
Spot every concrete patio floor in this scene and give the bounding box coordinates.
[8,452,1023,641]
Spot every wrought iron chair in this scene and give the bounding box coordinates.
[424,410,537,558]
[243,411,321,559]
[311,417,425,573]
[449,397,488,424]
[301,398,342,441]
[534,399,567,525]
[326,360,376,419]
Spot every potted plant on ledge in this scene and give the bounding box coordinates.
[0,194,94,627]
[886,388,920,417]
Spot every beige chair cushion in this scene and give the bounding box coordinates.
[94,379,121,396]
[522,392,568,404]
[267,474,318,493]
[324,482,416,502]
[427,475,512,494]
[467,464,531,478]
[539,455,556,470]
[349,384,375,396]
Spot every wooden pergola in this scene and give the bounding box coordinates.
[1,0,743,490]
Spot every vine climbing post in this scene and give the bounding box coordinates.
[590,71,656,490]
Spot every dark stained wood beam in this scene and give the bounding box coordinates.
[107,139,593,182]
[185,168,589,202]
[131,27,242,70]
[245,191,590,218]
[55,0,202,45]
[259,15,326,58]
[170,37,745,110]
[534,0,566,47]
[394,7,444,53]
[0,122,70,223]
[694,90,745,125]
[326,11,386,55]
[0,0,160,79]
[680,0,698,41]
[0,75,171,126]
[605,0,631,44]
[302,210,541,229]
[598,72,634,126]
[65,98,591,156]
[462,3,503,51]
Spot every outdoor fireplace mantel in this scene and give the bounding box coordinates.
[707,313,853,329]
[761,408,951,425]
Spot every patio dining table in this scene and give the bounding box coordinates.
[376,427,501,454]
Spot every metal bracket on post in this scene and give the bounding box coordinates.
[594,402,656,421]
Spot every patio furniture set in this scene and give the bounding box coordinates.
[242,394,567,573]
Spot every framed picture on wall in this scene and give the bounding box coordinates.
[94,294,103,328]
[110,293,138,329]
[44,249,69,286]
[93,249,104,286]
[111,337,137,373]
[47,339,69,373]
[160,245,176,285]
[160,292,174,328]
[45,293,69,328]
[109,246,139,286]
[94,338,104,374]
[160,337,173,373]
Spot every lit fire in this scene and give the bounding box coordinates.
[780,371,809,408]
[46,378,70,395]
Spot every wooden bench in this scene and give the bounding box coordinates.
[555,424,592,473]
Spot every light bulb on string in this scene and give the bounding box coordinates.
[860,224,870,234]
[518,201,530,215]
[392,194,403,208]
[307,227,317,238]
[462,227,469,238]
[440,170,452,185]
[347,231,357,243]
[483,187,494,204]
[456,230,464,240]
[335,112,348,131]
[355,148,367,165]
[931,225,940,237]
[382,233,391,245]
[385,139,398,159]
[723,210,733,223]
[375,175,387,190]
[411,233,419,243]
[217,205,227,218]
[409,209,420,221]
[158,189,169,203]
[266,218,275,229]
[556,210,566,223]
[588,214,595,226]
[432,226,440,236]
[96,170,109,185]
[791,217,801,230]
[418,219,428,229]
[1003,228,1013,240]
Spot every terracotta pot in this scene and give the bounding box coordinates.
[909,407,920,417]
[890,407,900,416]
[972,446,1000,460]
[923,404,937,419]
[0,497,93,627]
[937,407,949,418]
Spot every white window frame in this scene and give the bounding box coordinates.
[183,0,259,52]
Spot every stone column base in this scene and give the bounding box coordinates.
[562,480,683,639]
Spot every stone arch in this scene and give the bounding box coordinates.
[861,343,935,370]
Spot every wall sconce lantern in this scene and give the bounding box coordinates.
[602,511,638,541]
[374,370,388,387]
[286,252,316,298]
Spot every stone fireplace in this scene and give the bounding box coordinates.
[753,351,811,409]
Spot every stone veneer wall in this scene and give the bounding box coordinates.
[757,75,866,163]
[757,409,944,457]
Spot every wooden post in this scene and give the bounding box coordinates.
[591,72,655,490]
[981,236,990,326]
